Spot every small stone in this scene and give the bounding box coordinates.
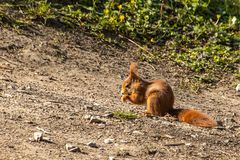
[84,105,93,110]
[148,148,157,155]
[102,112,114,118]
[160,121,173,126]
[163,134,174,139]
[43,102,52,106]
[185,143,192,146]
[123,128,132,133]
[42,137,54,143]
[33,131,43,142]
[114,143,119,147]
[132,130,144,135]
[87,142,98,148]
[120,140,129,144]
[4,93,12,98]
[119,74,125,80]
[236,84,240,91]
[104,138,114,144]
[236,84,240,95]
[49,76,57,81]
[25,121,35,124]
[65,143,80,152]
[98,123,106,128]
[25,85,31,90]
[109,156,115,160]
[68,116,74,120]
[117,150,130,156]
[215,126,225,130]
[89,116,105,124]
[152,116,159,120]
[7,85,15,90]
[19,86,26,90]
[201,142,207,146]
[8,145,14,149]
[224,139,230,143]
[93,102,100,106]
[150,134,161,140]
[83,114,92,120]
[226,125,231,129]
[19,85,31,90]
[190,134,198,138]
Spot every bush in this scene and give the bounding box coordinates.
[0,0,239,81]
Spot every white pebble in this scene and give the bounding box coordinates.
[33,131,43,142]
[104,138,114,144]
[132,130,144,135]
[109,156,115,160]
[65,143,80,152]
[83,114,92,120]
[89,116,105,124]
[236,84,240,91]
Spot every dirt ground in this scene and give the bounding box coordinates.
[0,26,239,160]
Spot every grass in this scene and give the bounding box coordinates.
[113,111,139,120]
[0,0,239,86]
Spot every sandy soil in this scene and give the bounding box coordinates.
[0,26,239,160]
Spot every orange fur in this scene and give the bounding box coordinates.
[121,63,217,128]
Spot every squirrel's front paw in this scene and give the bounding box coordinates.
[121,95,128,102]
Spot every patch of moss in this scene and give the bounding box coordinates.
[113,111,138,120]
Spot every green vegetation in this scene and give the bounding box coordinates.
[0,0,239,84]
[113,110,139,120]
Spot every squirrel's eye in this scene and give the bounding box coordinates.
[126,83,130,88]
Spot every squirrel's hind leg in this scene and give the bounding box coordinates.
[144,110,153,117]
[146,93,161,116]
[146,93,169,116]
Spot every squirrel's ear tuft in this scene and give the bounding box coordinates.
[129,62,138,75]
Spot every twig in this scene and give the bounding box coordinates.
[143,61,156,71]
[16,90,33,95]
[164,142,185,146]
[36,127,51,135]
[219,150,232,156]
[0,66,13,71]
[0,56,18,66]
[0,78,15,82]
[162,134,174,139]
[118,34,153,55]
[49,100,65,104]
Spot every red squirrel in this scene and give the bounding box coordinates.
[121,63,217,128]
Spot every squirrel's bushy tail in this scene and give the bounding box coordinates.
[170,109,217,128]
